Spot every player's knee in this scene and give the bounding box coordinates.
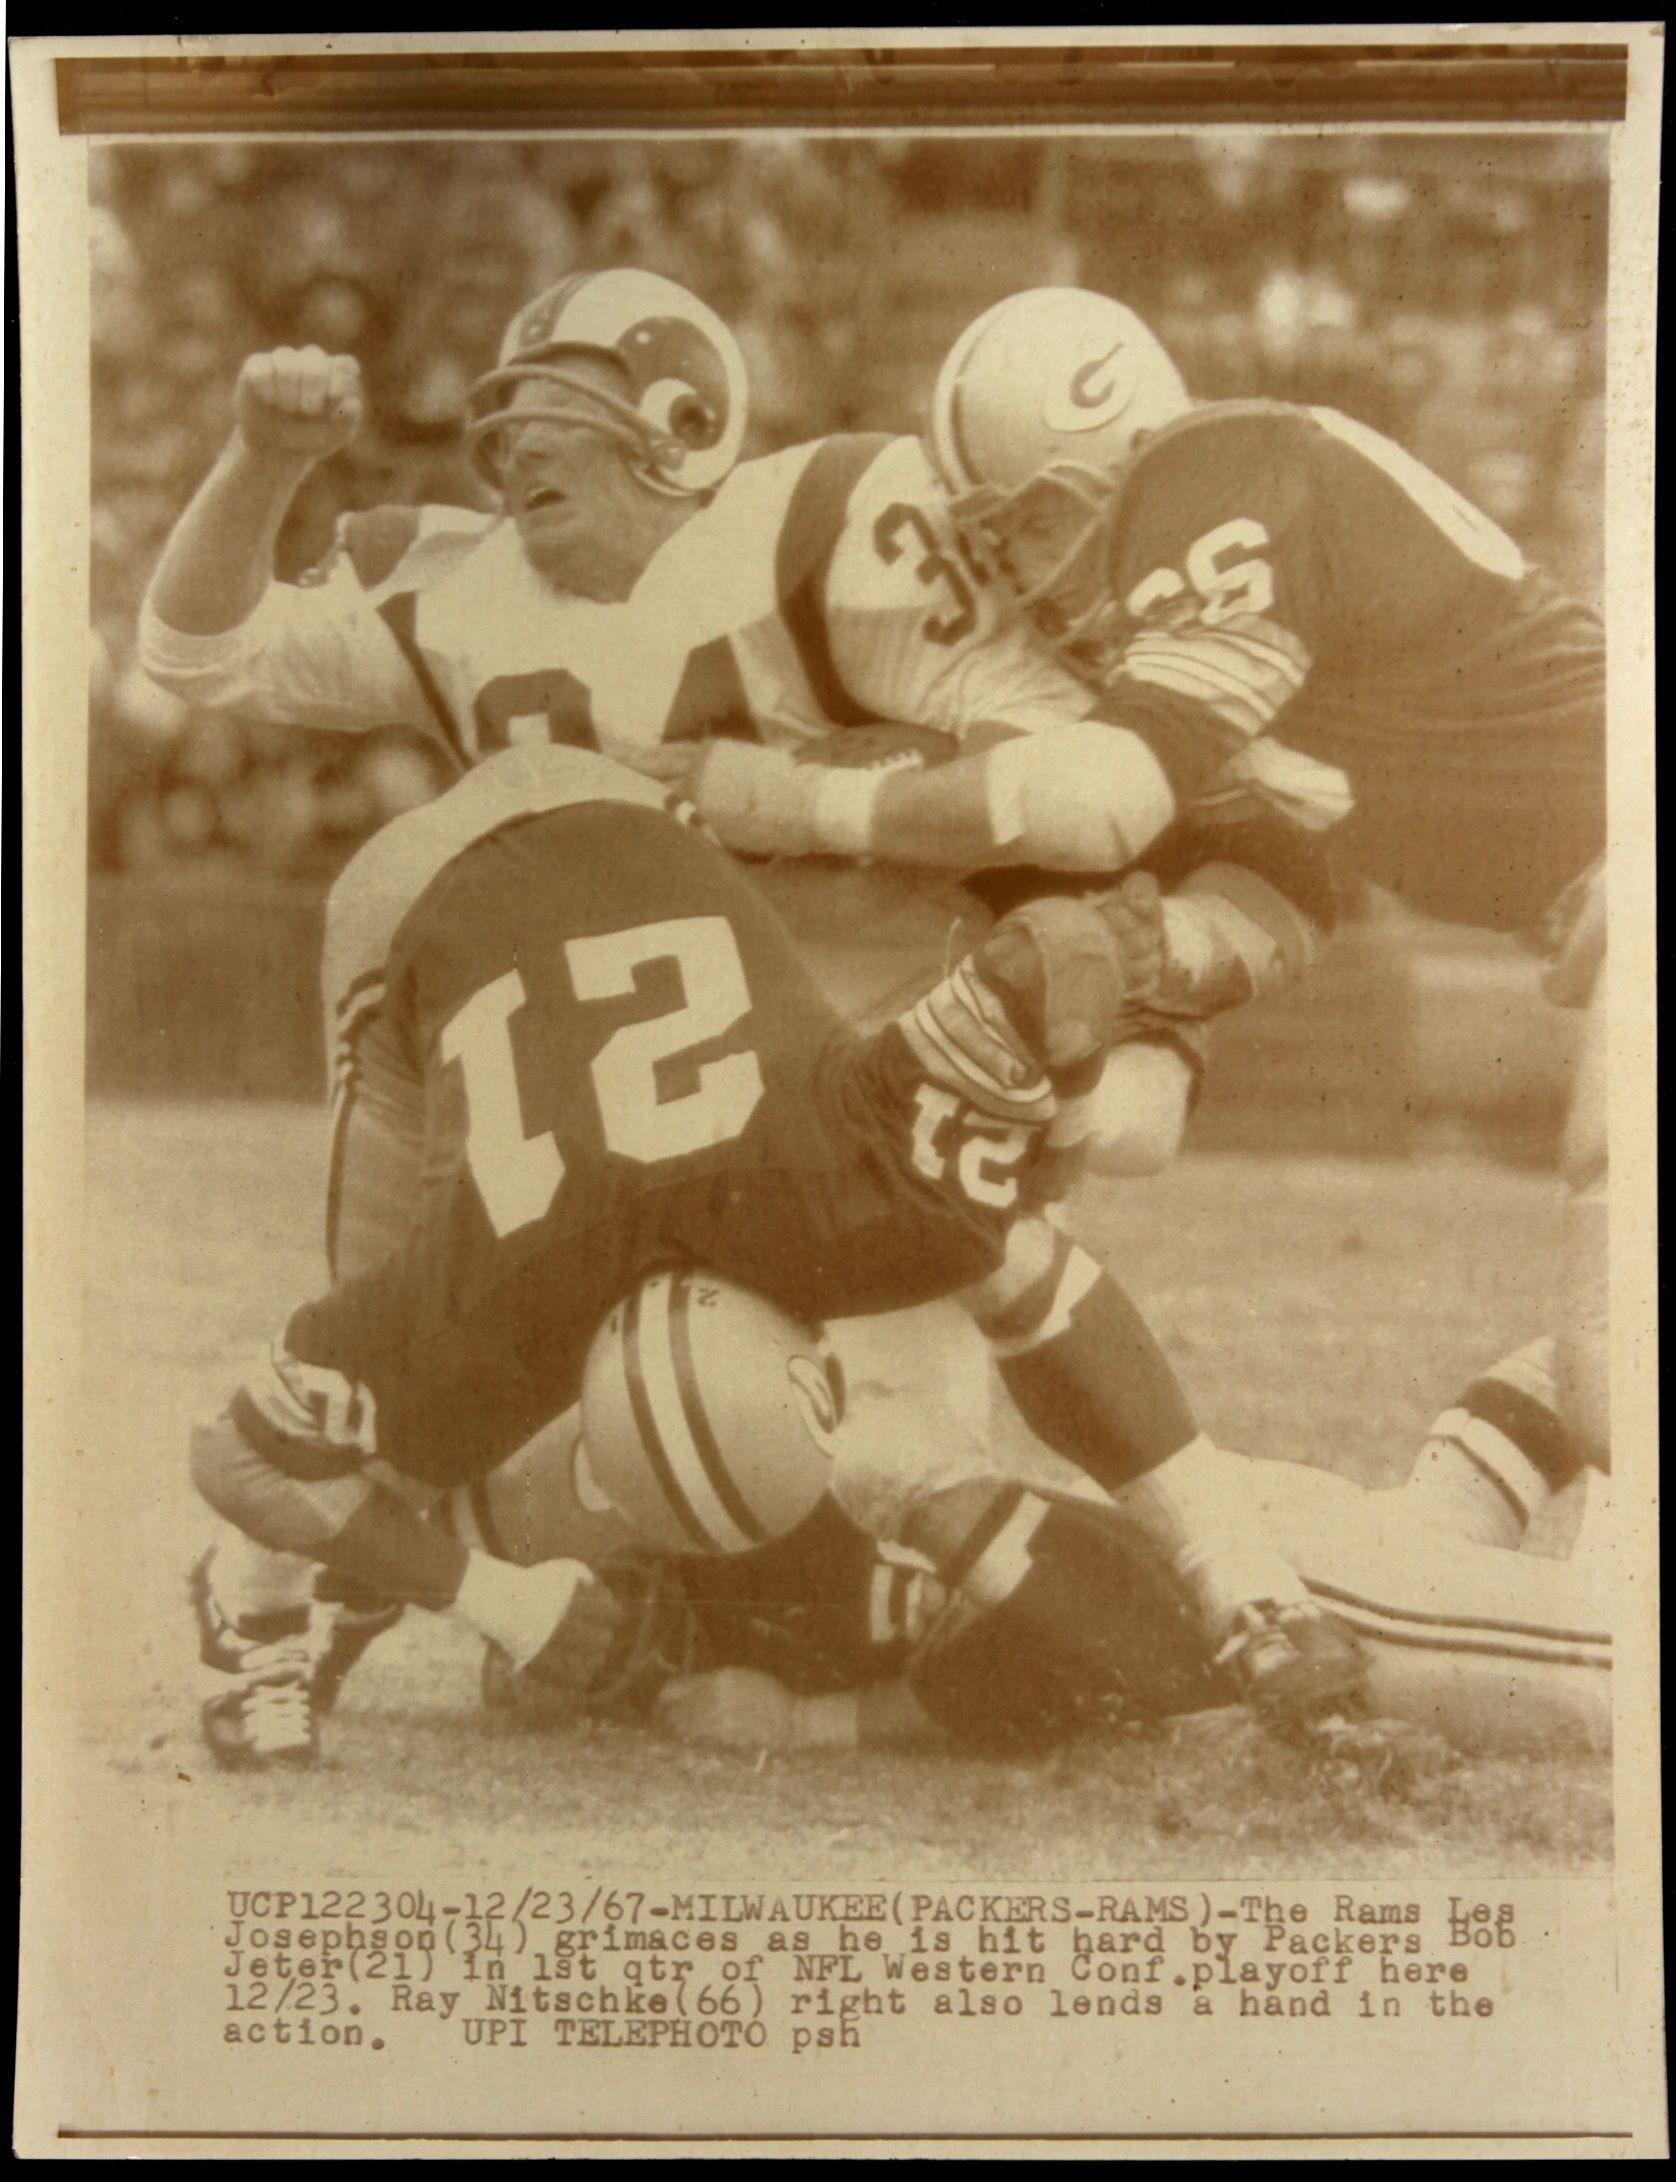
[193,1340,380,1552]
[962,1218,1093,1352]
[192,1412,372,1555]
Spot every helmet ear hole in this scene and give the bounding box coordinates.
[666,394,716,446]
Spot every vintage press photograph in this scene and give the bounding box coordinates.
[15,29,1662,2154]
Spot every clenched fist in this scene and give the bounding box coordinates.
[234,346,364,463]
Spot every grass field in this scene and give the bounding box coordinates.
[68,1098,1610,1881]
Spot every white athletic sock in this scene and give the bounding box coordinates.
[448,1552,577,1671]
[1113,1435,1311,1637]
[1397,1341,1571,1549]
[1401,1422,1539,1548]
[212,1529,317,1633]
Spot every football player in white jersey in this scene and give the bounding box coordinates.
[143,271,1362,1748]
[140,268,1089,768]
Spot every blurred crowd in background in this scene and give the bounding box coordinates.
[90,134,1608,882]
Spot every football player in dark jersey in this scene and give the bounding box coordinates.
[699,287,1609,1555]
[461,1357,1609,1767]
[189,741,1359,1768]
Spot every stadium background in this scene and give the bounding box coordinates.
[87,132,1605,1150]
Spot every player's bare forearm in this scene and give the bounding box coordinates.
[683,718,1179,871]
[865,749,1030,868]
[147,433,319,634]
[147,346,364,636]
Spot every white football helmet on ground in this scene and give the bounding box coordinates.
[928,288,1191,670]
[581,1268,842,1556]
[466,267,749,498]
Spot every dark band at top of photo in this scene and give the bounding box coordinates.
[56,44,1630,137]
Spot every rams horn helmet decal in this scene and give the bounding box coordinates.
[466,267,749,499]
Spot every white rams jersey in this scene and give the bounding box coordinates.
[139,435,1095,768]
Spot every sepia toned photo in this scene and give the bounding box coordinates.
[14,29,1664,2155]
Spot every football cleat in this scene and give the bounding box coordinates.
[1215,1598,1368,1729]
[1302,1709,1456,1791]
[191,1552,319,1771]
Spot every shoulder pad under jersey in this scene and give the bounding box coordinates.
[313,502,498,599]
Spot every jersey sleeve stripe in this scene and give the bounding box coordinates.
[901,996,1055,1116]
[1127,624,1309,681]
[1125,630,1308,724]
[376,590,467,759]
[1458,1374,1581,1493]
[775,433,895,729]
[1122,660,1274,739]
[665,634,758,746]
[1191,616,1311,678]
[333,965,386,1023]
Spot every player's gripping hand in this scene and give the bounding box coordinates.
[976,894,1149,1074]
[513,1561,624,1694]
[1096,871,1168,1014]
[234,347,364,463]
[655,1667,799,1752]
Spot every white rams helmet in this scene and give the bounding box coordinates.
[466,268,749,499]
[579,1268,842,1557]
[928,288,1190,667]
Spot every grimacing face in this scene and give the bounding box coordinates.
[492,355,692,602]
[986,475,1112,656]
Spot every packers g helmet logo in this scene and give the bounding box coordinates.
[787,1352,843,1448]
[1042,341,1144,434]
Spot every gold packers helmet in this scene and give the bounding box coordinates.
[580,1268,842,1556]
[928,288,1190,670]
[466,267,749,498]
